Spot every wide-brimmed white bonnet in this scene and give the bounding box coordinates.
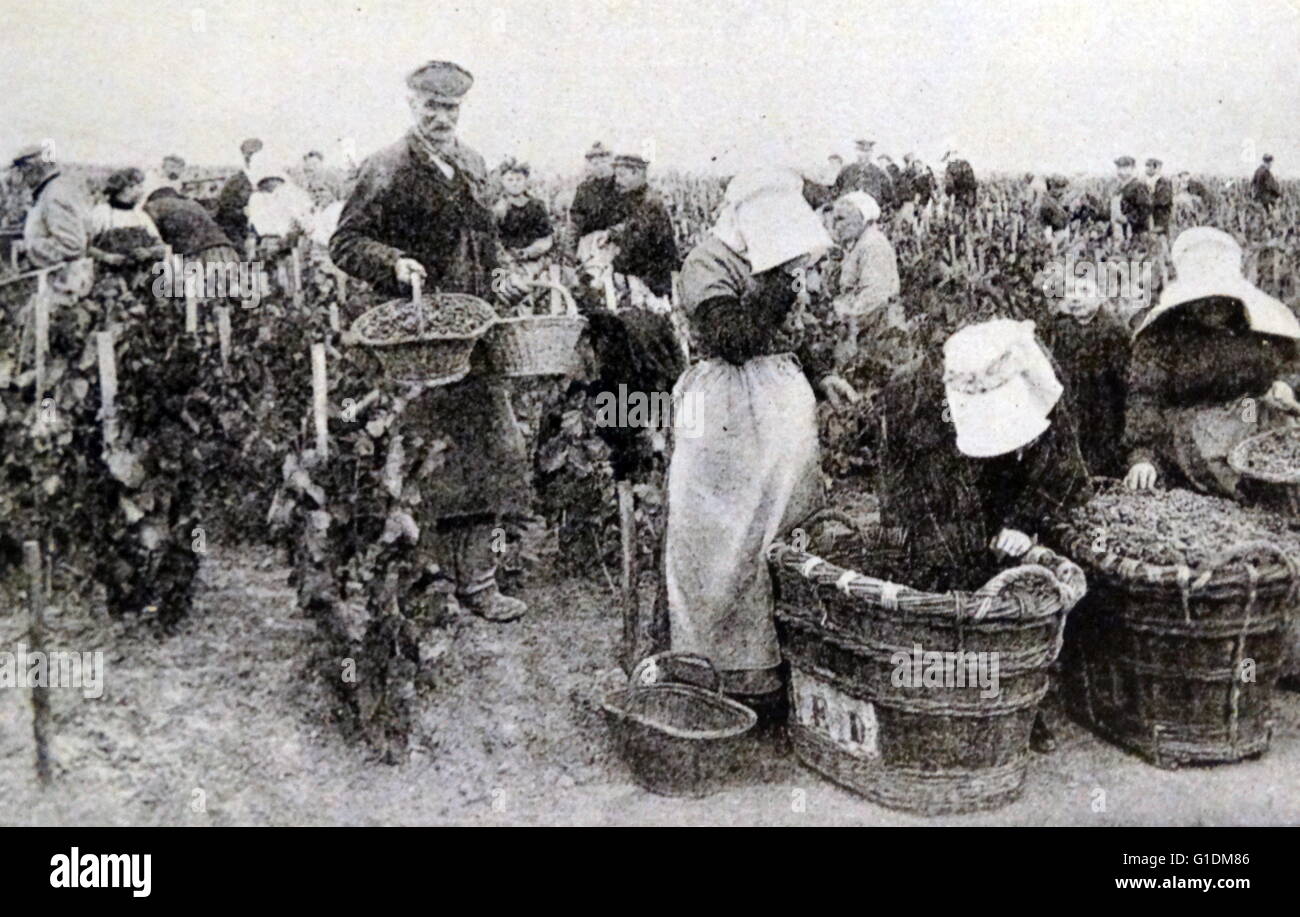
[943,318,1064,458]
[712,167,832,274]
[1137,227,1300,339]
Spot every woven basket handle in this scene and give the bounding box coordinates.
[1201,539,1299,578]
[526,280,578,317]
[971,545,1086,620]
[629,651,722,694]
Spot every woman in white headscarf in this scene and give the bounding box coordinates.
[662,167,857,711]
[1124,227,1300,496]
[828,191,903,366]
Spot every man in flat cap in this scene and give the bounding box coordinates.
[1110,155,1150,238]
[941,150,977,210]
[1145,157,1173,234]
[1252,153,1280,212]
[570,141,628,279]
[833,139,895,211]
[9,143,94,299]
[214,137,265,249]
[330,60,532,623]
[605,152,679,309]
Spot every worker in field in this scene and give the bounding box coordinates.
[1146,158,1173,234]
[1123,227,1300,497]
[1110,155,1151,239]
[571,142,627,272]
[214,138,265,251]
[833,139,895,211]
[330,59,533,623]
[903,153,935,207]
[941,150,977,209]
[605,152,679,311]
[1039,175,1071,235]
[298,150,342,209]
[665,167,857,718]
[492,157,554,284]
[9,143,94,300]
[1251,153,1281,212]
[829,192,903,377]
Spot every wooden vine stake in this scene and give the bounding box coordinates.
[33,272,49,407]
[311,343,329,459]
[603,272,619,311]
[95,331,118,447]
[216,306,232,372]
[184,273,199,334]
[24,541,51,784]
[291,246,303,308]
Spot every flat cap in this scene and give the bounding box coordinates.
[613,153,649,168]
[1145,157,1162,168]
[10,143,45,165]
[406,60,473,101]
[585,141,611,160]
[1114,155,1136,167]
[240,138,263,157]
[854,138,875,150]
[1263,153,1274,162]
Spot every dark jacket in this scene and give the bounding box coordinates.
[1124,299,1298,477]
[876,350,1093,592]
[1252,165,1281,206]
[144,189,235,256]
[327,130,529,522]
[908,165,936,206]
[1151,176,1173,228]
[944,159,977,206]
[214,170,253,247]
[1040,193,1070,230]
[609,186,679,297]
[496,197,553,252]
[833,162,895,209]
[570,174,627,236]
[1117,178,1151,232]
[330,132,498,303]
[1041,310,1132,477]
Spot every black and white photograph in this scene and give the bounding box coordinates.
[1,0,1298,860]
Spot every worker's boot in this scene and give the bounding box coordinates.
[458,580,527,623]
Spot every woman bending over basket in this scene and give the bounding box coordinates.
[663,167,859,712]
[876,319,1094,751]
[1123,228,1300,498]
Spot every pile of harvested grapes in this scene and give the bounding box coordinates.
[1066,486,1300,569]
[1233,428,1300,481]
[353,294,497,343]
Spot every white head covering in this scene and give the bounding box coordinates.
[712,167,831,274]
[943,319,1064,458]
[838,191,881,223]
[1136,227,1300,339]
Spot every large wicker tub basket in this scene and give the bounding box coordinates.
[482,281,587,378]
[349,277,498,386]
[1228,427,1300,515]
[1057,503,1300,768]
[768,517,1087,816]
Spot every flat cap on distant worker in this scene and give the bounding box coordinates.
[1264,153,1274,163]
[586,142,611,160]
[1114,155,1136,167]
[1146,157,1162,168]
[240,138,263,157]
[614,153,649,168]
[406,60,474,101]
[854,139,875,150]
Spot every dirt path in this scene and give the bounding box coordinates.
[2,545,1298,826]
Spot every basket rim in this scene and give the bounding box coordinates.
[767,540,1083,621]
[1227,427,1300,484]
[602,684,757,741]
[351,294,498,347]
[1054,522,1300,592]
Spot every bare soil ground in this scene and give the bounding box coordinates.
[2,545,1298,826]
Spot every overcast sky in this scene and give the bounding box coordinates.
[4,0,1298,177]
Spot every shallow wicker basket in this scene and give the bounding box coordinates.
[602,652,757,798]
[1228,427,1300,515]
[1057,486,1300,768]
[482,281,587,377]
[350,290,497,387]
[768,513,1086,816]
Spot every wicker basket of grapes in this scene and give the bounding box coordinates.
[1228,427,1300,514]
[349,277,498,386]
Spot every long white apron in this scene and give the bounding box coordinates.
[664,354,822,687]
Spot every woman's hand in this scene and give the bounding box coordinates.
[1125,461,1158,490]
[394,257,427,288]
[821,374,860,412]
[1265,380,1300,415]
[990,528,1033,558]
